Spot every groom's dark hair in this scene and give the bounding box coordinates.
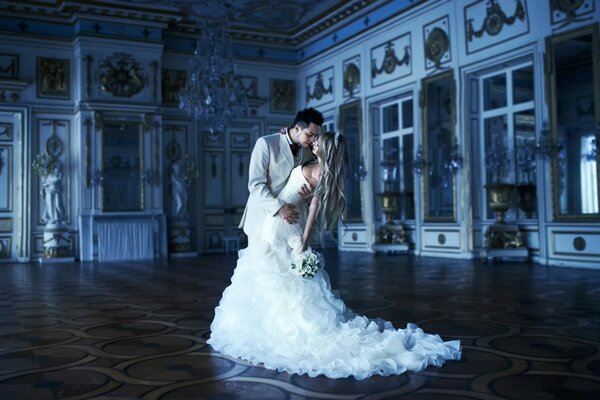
[293,108,324,128]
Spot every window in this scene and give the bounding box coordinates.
[481,63,536,220]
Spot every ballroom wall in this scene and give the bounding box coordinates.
[0,0,599,268]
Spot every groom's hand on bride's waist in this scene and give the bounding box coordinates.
[278,203,299,224]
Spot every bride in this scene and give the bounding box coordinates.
[208,132,461,380]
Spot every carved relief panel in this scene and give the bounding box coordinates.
[162,69,187,104]
[99,53,146,98]
[305,67,334,108]
[464,0,529,54]
[270,79,296,114]
[370,33,411,87]
[36,58,70,99]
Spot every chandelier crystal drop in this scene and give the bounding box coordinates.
[179,16,248,133]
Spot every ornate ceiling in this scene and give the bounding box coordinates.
[117,0,386,46]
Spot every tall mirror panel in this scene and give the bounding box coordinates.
[339,100,363,222]
[422,71,456,222]
[547,25,599,220]
[101,122,144,212]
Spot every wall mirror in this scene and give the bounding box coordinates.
[421,71,456,222]
[339,100,363,222]
[547,25,599,220]
[101,120,144,211]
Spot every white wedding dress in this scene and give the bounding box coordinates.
[208,166,461,380]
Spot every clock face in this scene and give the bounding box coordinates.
[485,12,504,36]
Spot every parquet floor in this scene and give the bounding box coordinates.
[0,251,599,399]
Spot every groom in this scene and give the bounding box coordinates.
[239,108,324,247]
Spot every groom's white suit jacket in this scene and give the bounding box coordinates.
[239,132,313,244]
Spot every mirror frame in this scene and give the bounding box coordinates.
[546,24,600,221]
[338,99,364,223]
[421,70,457,222]
[98,113,145,212]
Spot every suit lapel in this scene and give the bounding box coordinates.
[280,134,294,169]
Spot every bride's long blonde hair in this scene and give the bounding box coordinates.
[314,131,347,232]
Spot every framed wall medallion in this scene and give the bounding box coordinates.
[36,57,70,99]
[550,0,595,29]
[423,16,451,70]
[343,55,361,99]
[270,79,296,114]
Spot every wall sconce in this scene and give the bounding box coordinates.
[444,141,463,174]
[354,158,367,182]
[585,137,597,161]
[413,145,428,175]
[535,121,563,159]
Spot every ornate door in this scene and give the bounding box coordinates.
[200,120,261,253]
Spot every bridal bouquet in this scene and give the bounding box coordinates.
[291,249,322,279]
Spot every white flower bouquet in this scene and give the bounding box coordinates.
[291,249,322,279]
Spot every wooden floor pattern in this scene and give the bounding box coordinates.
[0,251,599,399]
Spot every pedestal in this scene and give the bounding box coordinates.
[482,223,528,262]
[40,223,73,262]
[169,220,196,257]
[373,223,409,254]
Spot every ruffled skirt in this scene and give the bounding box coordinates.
[208,244,461,380]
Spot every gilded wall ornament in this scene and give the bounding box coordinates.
[0,123,13,141]
[425,28,449,69]
[99,53,145,97]
[166,139,182,162]
[161,69,186,104]
[306,72,333,102]
[42,120,66,158]
[0,54,19,79]
[270,79,296,113]
[371,42,410,79]
[37,57,69,99]
[467,0,526,42]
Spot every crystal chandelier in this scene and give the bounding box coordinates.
[179,16,248,133]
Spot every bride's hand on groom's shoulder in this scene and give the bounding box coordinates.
[299,184,313,203]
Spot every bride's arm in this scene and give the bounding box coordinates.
[301,193,320,251]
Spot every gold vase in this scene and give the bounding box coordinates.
[380,191,401,224]
[517,184,536,216]
[485,184,512,223]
